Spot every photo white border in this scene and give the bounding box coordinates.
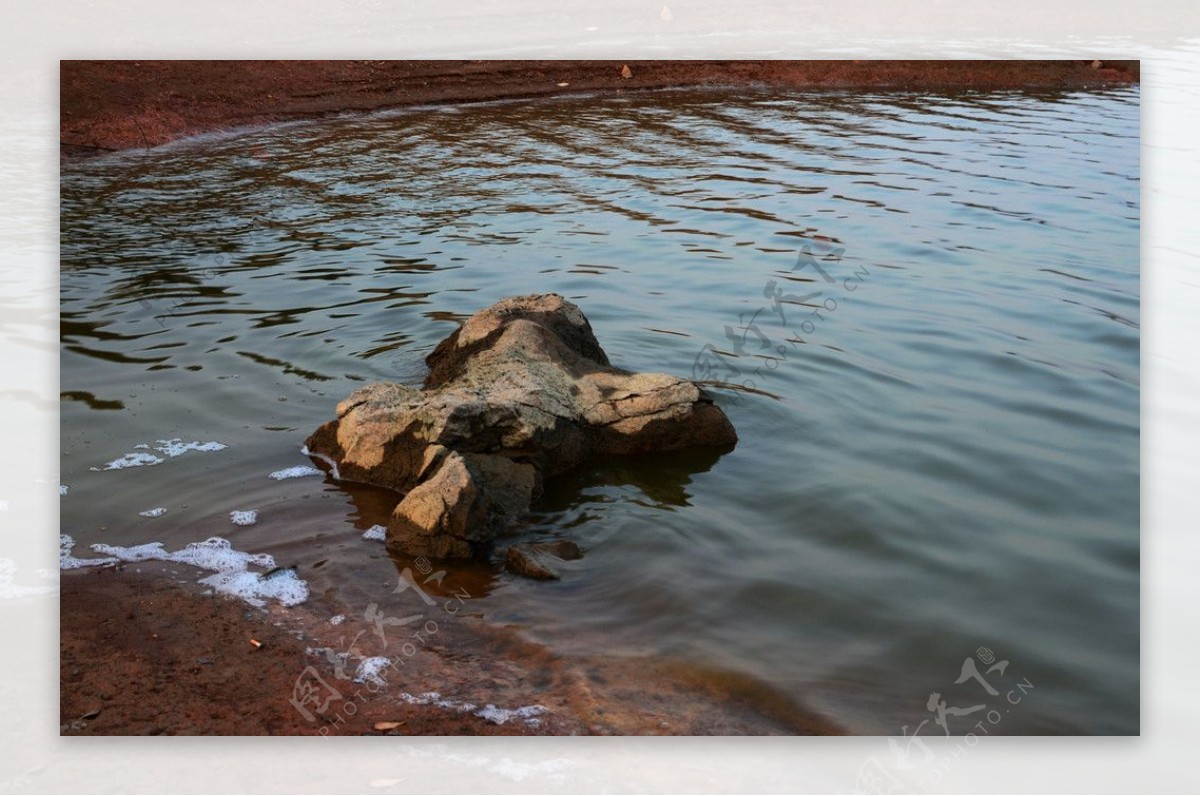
[2,1,1196,792]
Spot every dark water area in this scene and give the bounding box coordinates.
[60,86,1139,734]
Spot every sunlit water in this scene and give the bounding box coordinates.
[60,86,1139,735]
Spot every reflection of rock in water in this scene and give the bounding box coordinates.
[536,447,731,512]
[307,294,736,560]
[496,448,730,579]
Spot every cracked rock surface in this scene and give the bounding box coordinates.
[306,294,737,558]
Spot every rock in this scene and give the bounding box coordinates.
[505,542,577,580]
[388,450,538,558]
[306,294,736,559]
[505,545,560,580]
[505,540,584,581]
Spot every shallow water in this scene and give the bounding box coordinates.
[60,86,1139,735]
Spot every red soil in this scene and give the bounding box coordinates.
[61,564,843,735]
[60,60,1138,158]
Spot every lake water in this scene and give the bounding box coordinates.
[60,86,1139,735]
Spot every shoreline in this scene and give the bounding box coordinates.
[61,563,844,735]
[60,59,1139,159]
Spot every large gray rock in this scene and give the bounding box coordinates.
[306,293,736,558]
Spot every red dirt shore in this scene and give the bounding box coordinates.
[60,59,1138,159]
[61,564,843,735]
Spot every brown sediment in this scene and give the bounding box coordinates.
[60,564,842,735]
[59,566,539,736]
[60,60,1139,160]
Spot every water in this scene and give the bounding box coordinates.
[60,86,1139,735]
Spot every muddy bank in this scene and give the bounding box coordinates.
[59,566,534,736]
[61,564,842,735]
[60,59,1138,158]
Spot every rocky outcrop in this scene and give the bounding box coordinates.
[306,293,736,559]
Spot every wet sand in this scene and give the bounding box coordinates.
[60,566,536,736]
[60,59,1138,159]
[61,563,843,735]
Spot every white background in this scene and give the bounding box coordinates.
[1,1,1197,792]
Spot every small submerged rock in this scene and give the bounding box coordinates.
[504,540,583,581]
[306,294,736,559]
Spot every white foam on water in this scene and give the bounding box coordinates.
[229,510,258,526]
[138,507,167,518]
[64,536,306,608]
[60,485,69,496]
[300,445,340,480]
[91,451,164,471]
[362,524,387,542]
[399,691,434,703]
[153,439,228,457]
[199,568,308,609]
[92,542,168,562]
[397,691,547,725]
[400,691,446,706]
[399,691,474,711]
[59,534,117,570]
[269,465,323,480]
[329,614,345,625]
[475,704,549,726]
[169,537,274,571]
[89,439,226,472]
[354,656,392,686]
